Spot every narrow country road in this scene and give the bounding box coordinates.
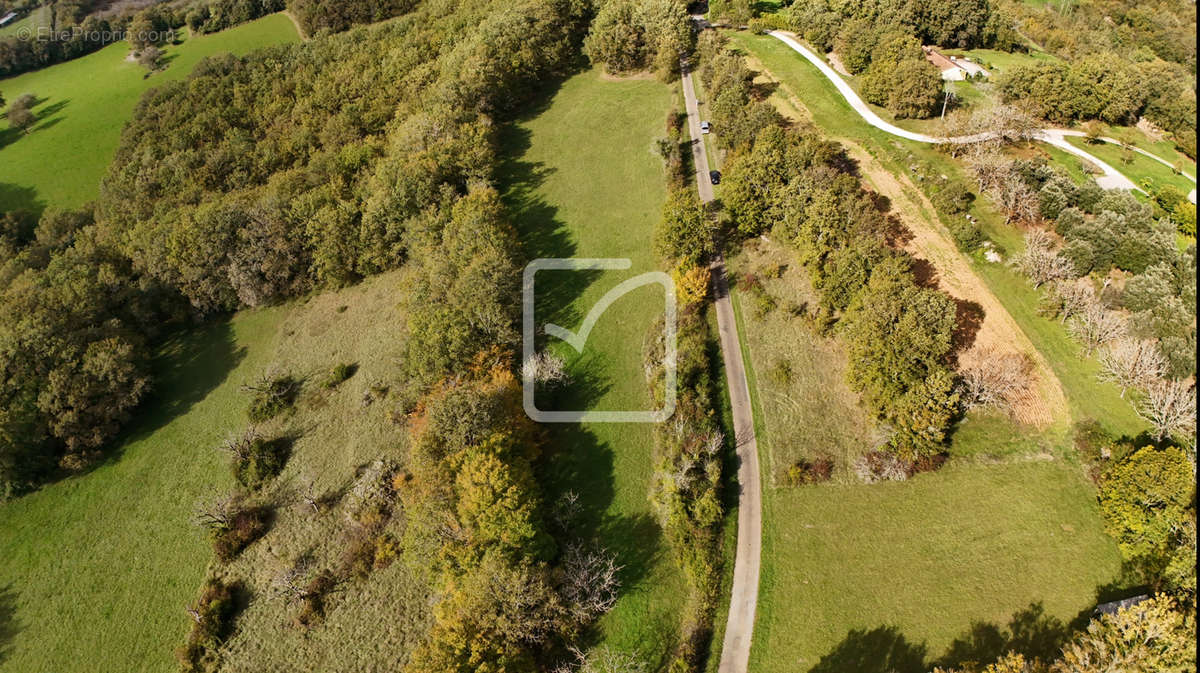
[682,64,763,673]
[767,31,1197,203]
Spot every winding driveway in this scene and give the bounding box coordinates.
[681,66,763,673]
[768,31,1196,204]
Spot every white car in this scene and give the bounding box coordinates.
[701,120,710,134]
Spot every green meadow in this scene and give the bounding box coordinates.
[0,12,299,213]
[498,68,690,666]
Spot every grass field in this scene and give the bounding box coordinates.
[728,243,1125,673]
[0,270,430,673]
[752,462,1124,673]
[726,29,1147,440]
[0,13,299,213]
[498,68,688,665]
[1064,136,1197,195]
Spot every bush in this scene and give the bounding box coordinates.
[949,218,984,251]
[211,506,270,562]
[177,579,240,673]
[294,570,338,628]
[243,372,299,422]
[321,362,357,389]
[231,437,290,490]
[784,456,834,486]
[853,450,910,484]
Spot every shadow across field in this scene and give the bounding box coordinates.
[0,182,43,215]
[83,319,246,472]
[810,600,1108,672]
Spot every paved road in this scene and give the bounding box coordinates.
[682,64,762,673]
[765,31,1188,199]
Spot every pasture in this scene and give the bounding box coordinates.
[498,67,689,665]
[0,12,299,213]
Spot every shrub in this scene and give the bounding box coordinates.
[341,534,387,580]
[784,456,834,486]
[232,437,290,490]
[931,181,975,217]
[949,218,984,251]
[294,570,338,628]
[321,362,357,389]
[853,450,910,484]
[211,506,270,562]
[243,372,299,422]
[177,579,240,673]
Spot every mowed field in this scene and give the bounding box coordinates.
[0,12,300,213]
[498,69,689,665]
[728,244,1125,673]
[1064,136,1197,195]
[0,270,422,673]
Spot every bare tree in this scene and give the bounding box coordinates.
[1098,339,1166,398]
[192,493,237,529]
[1016,230,1074,288]
[271,557,315,603]
[998,174,1041,223]
[553,646,647,673]
[959,349,1034,410]
[1068,300,1126,354]
[1052,278,1095,324]
[561,542,622,625]
[217,426,259,461]
[1137,379,1197,442]
[521,351,569,385]
[299,479,321,514]
[965,149,1014,192]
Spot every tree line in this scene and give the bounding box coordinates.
[998,56,1197,158]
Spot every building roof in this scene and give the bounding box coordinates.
[923,46,961,74]
[1094,595,1150,616]
[0,12,18,26]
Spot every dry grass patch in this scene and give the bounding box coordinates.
[730,239,878,485]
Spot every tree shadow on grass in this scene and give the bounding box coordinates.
[809,626,928,673]
[0,182,44,215]
[813,601,1090,673]
[935,602,1069,670]
[83,319,246,471]
[0,583,18,665]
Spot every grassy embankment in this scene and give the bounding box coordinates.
[0,12,300,213]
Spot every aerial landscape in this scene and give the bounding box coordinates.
[0,0,1195,672]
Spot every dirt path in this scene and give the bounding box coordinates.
[683,64,762,673]
[283,10,307,41]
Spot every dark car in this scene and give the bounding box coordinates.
[709,170,721,185]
